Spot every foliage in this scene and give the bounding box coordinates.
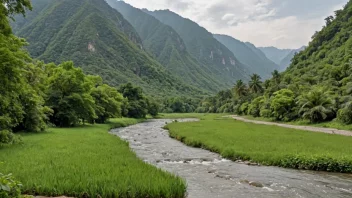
[0,130,21,147]
[298,89,335,123]
[198,1,352,124]
[0,119,186,197]
[338,102,352,124]
[166,116,352,173]
[90,82,124,124]
[270,89,296,121]
[0,173,22,198]
[108,1,226,93]
[11,0,204,98]
[145,8,250,86]
[119,83,153,118]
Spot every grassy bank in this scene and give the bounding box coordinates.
[0,118,186,198]
[242,116,352,131]
[165,114,352,173]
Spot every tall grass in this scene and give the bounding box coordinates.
[166,116,352,173]
[0,118,186,197]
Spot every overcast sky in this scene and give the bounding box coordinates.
[121,0,347,49]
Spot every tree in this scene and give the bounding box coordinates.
[338,101,352,124]
[46,62,96,127]
[271,70,281,85]
[298,89,334,123]
[119,83,149,118]
[249,74,263,94]
[233,80,247,98]
[91,83,124,123]
[270,89,296,121]
[248,96,264,117]
[1,0,32,35]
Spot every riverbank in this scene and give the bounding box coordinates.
[164,114,352,173]
[0,118,186,197]
[112,119,352,198]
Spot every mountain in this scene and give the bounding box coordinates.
[259,46,305,71]
[278,46,306,71]
[258,47,292,66]
[106,0,225,92]
[214,34,279,79]
[12,0,204,97]
[143,9,250,85]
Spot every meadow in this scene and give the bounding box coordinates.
[164,114,352,173]
[241,116,352,131]
[0,118,186,198]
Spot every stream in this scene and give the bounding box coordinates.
[110,119,352,198]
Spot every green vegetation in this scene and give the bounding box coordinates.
[165,115,352,173]
[0,172,22,198]
[214,34,278,79]
[145,9,249,85]
[197,1,352,127]
[0,118,186,197]
[107,1,226,93]
[11,0,204,98]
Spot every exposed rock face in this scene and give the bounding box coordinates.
[88,42,95,52]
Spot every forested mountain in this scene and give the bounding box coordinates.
[214,34,279,79]
[259,46,305,71]
[106,0,225,92]
[199,0,352,125]
[144,9,250,85]
[11,0,204,97]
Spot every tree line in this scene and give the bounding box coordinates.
[0,0,158,146]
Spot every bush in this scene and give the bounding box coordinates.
[0,173,22,198]
[337,102,352,124]
[0,131,21,147]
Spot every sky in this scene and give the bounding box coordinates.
[121,0,347,49]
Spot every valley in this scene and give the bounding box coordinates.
[1,0,352,197]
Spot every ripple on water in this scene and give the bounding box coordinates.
[110,119,352,198]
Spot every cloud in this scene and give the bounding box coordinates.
[122,0,348,48]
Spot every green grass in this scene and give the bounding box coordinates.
[166,115,352,173]
[0,118,186,198]
[158,113,228,120]
[242,116,352,131]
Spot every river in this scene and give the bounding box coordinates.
[110,119,352,198]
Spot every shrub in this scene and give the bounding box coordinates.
[0,130,21,147]
[0,173,22,198]
[337,102,352,124]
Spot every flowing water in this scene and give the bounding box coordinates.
[110,119,352,198]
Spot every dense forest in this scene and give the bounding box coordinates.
[0,0,158,147]
[11,0,205,98]
[199,1,352,125]
[145,9,250,85]
[107,0,226,93]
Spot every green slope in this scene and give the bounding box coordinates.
[214,34,279,79]
[285,0,352,89]
[144,9,250,85]
[12,0,204,97]
[106,0,225,93]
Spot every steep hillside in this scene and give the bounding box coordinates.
[106,0,225,92]
[145,9,249,85]
[286,0,352,90]
[258,46,292,65]
[12,0,204,97]
[214,34,279,79]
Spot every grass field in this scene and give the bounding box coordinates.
[242,116,352,131]
[0,118,186,198]
[165,114,352,173]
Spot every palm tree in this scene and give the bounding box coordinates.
[249,74,263,93]
[298,89,334,123]
[271,70,281,85]
[233,80,247,98]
